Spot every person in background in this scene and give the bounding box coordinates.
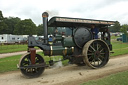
[91,24,99,39]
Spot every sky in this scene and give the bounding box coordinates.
[0,0,128,25]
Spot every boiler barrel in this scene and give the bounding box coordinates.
[44,46,74,56]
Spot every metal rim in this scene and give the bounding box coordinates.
[82,39,109,69]
[19,54,45,78]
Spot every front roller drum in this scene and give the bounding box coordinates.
[82,39,109,69]
[19,53,45,78]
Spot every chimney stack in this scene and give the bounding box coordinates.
[42,12,49,44]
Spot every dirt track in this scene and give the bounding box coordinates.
[0,55,128,85]
[0,50,42,58]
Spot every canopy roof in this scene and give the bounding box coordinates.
[48,17,116,27]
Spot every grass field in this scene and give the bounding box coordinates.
[111,35,119,39]
[111,40,128,56]
[81,70,128,85]
[0,55,20,73]
[0,52,68,73]
[110,35,128,56]
[0,44,28,54]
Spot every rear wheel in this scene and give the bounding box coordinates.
[19,54,45,78]
[82,39,109,69]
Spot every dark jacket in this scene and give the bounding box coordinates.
[91,28,99,39]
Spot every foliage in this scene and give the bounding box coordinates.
[48,27,55,35]
[37,24,44,36]
[0,10,38,35]
[0,10,8,34]
[109,21,121,32]
[120,24,128,37]
[0,10,126,36]
[14,19,37,35]
[81,71,128,85]
[4,17,21,34]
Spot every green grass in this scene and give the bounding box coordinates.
[0,55,21,73]
[111,40,128,56]
[0,44,28,54]
[0,44,40,54]
[81,70,128,85]
[0,52,68,73]
[111,35,118,39]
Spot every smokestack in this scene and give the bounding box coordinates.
[42,12,49,44]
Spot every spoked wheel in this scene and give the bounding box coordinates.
[82,39,109,69]
[19,53,45,78]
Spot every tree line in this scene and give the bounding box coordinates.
[0,10,43,35]
[109,21,128,36]
[0,10,128,35]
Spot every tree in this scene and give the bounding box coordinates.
[14,19,37,35]
[109,21,121,32]
[37,24,55,36]
[120,24,128,36]
[37,24,43,36]
[0,10,8,34]
[48,27,55,35]
[4,17,21,34]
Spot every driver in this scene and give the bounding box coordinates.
[91,24,99,39]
